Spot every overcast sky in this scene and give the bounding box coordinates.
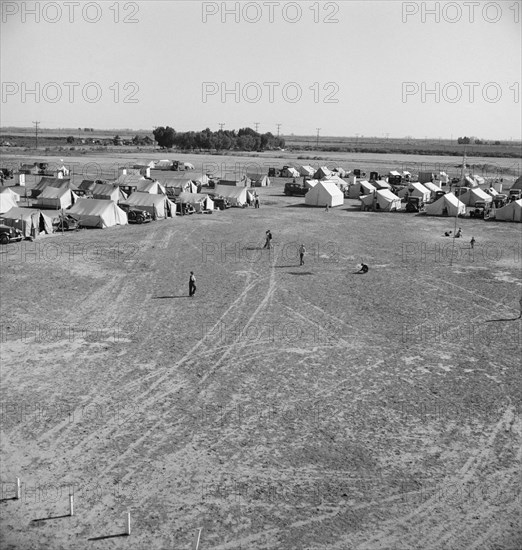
[1,1,521,139]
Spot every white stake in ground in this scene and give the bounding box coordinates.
[15,478,21,499]
[192,528,202,549]
[125,512,131,535]
[69,494,74,516]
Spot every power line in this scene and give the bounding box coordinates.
[32,121,40,149]
[276,123,281,137]
[254,122,259,133]
[218,123,225,131]
[316,128,321,148]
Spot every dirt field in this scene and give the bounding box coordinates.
[1,158,521,549]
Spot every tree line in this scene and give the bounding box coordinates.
[152,126,285,151]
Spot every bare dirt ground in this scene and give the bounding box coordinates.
[1,163,521,549]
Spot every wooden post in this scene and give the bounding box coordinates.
[15,478,21,499]
[69,494,74,516]
[192,528,202,549]
[125,512,131,535]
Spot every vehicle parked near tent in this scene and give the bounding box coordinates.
[125,208,153,224]
[284,182,308,196]
[52,213,80,231]
[0,224,23,244]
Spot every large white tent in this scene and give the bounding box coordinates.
[0,207,54,237]
[494,199,522,222]
[398,182,431,202]
[136,180,166,194]
[92,183,125,202]
[360,189,401,211]
[177,192,214,212]
[214,185,250,207]
[0,192,18,214]
[459,188,493,206]
[121,192,176,219]
[68,199,128,228]
[34,187,78,210]
[424,193,466,217]
[348,180,376,199]
[304,180,344,207]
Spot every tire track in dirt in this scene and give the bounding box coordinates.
[354,405,519,550]
[93,264,278,477]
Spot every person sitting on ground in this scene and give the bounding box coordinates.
[455,227,462,238]
[355,262,369,274]
[444,230,452,237]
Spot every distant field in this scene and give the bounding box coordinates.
[2,127,520,160]
[1,171,520,549]
[1,150,520,184]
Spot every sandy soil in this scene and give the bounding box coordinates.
[1,171,521,549]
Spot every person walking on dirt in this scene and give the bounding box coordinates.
[189,271,196,297]
[470,236,475,249]
[299,244,306,266]
[255,194,260,209]
[263,230,272,249]
[325,203,329,212]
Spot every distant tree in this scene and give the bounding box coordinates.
[153,126,176,149]
[66,136,75,144]
[457,136,471,144]
[113,135,122,145]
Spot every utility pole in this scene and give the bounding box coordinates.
[316,128,321,148]
[218,123,225,131]
[33,121,40,149]
[254,122,259,133]
[276,123,281,137]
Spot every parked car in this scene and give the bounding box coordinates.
[284,182,308,196]
[469,201,488,218]
[405,197,423,212]
[52,214,80,231]
[126,208,152,224]
[212,197,231,210]
[0,224,23,244]
[509,189,521,200]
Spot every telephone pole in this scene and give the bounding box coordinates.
[316,128,321,148]
[276,123,281,137]
[254,122,260,133]
[218,123,225,131]
[33,121,40,149]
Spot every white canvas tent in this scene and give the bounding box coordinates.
[92,183,125,202]
[459,188,493,206]
[299,165,315,177]
[177,192,214,212]
[494,199,522,222]
[348,180,376,199]
[305,180,344,207]
[121,192,176,219]
[34,187,78,210]
[0,207,54,237]
[68,199,128,228]
[424,193,466,217]
[136,180,166,194]
[164,179,198,197]
[214,185,250,207]
[313,166,332,180]
[360,189,401,211]
[0,187,21,202]
[424,181,441,196]
[0,192,18,213]
[398,182,431,202]
[281,167,300,178]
